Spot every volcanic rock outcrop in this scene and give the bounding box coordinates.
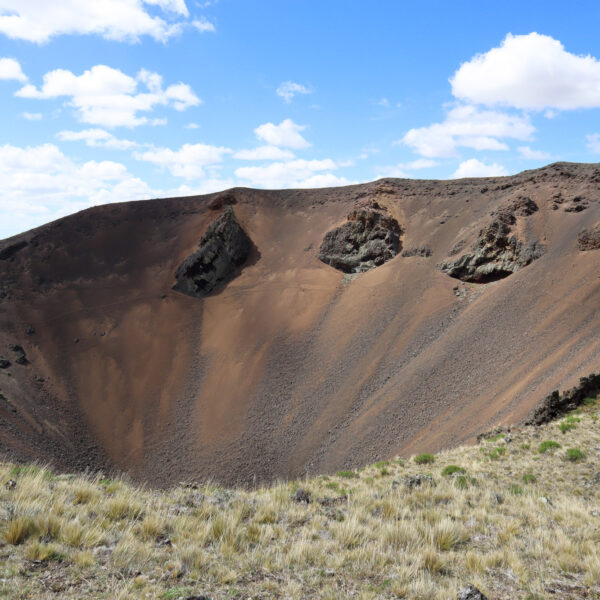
[317,200,402,273]
[173,206,252,298]
[438,197,544,282]
[577,225,600,250]
[526,373,600,425]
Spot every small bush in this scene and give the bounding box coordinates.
[538,440,561,454]
[337,470,359,479]
[441,465,465,477]
[566,448,586,462]
[522,473,536,484]
[414,454,435,465]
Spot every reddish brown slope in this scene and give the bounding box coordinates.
[0,162,599,487]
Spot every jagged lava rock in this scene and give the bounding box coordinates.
[526,373,600,425]
[318,200,402,273]
[457,584,488,600]
[578,225,600,250]
[173,206,252,298]
[9,344,28,366]
[439,198,544,283]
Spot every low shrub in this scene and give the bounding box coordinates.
[522,473,536,484]
[414,454,435,465]
[441,465,466,476]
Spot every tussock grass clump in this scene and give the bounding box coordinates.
[559,414,580,434]
[414,453,435,465]
[4,516,37,545]
[538,439,561,453]
[566,448,586,462]
[441,465,465,476]
[1,402,599,599]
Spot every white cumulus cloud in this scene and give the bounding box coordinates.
[135,142,231,178]
[233,146,295,161]
[517,146,551,160]
[192,17,215,33]
[254,118,310,149]
[586,133,600,153]
[401,104,533,158]
[376,159,438,179]
[57,128,139,150]
[235,158,344,188]
[16,65,200,128]
[0,0,197,43]
[451,158,508,179]
[276,81,311,103]
[0,57,26,81]
[451,32,600,111]
[0,143,153,237]
[22,112,42,121]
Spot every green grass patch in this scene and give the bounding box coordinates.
[441,465,466,477]
[582,396,597,406]
[566,448,586,462]
[414,454,435,465]
[538,440,561,454]
[337,470,359,479]
[559,415,580,434]
[486,433,506,442]
[162,588,195,600]
[509,485,523,495]
[522,473,536,484]
[488,446,506,460]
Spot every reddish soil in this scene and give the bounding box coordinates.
[0,162,599,487]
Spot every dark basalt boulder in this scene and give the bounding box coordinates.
[173,207,252,298]
[402,245,432,258]
[8,344,28,366]
[439,198,543,283]
[318,201,403,273]
[526,373,600,426]
[578,226,600,251]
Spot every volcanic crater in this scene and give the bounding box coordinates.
[0,162,599,487]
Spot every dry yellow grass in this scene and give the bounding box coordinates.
[0,401,599,599]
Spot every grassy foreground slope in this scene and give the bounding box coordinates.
[1,400,600,600]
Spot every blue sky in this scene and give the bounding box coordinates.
[2,1,600,238]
